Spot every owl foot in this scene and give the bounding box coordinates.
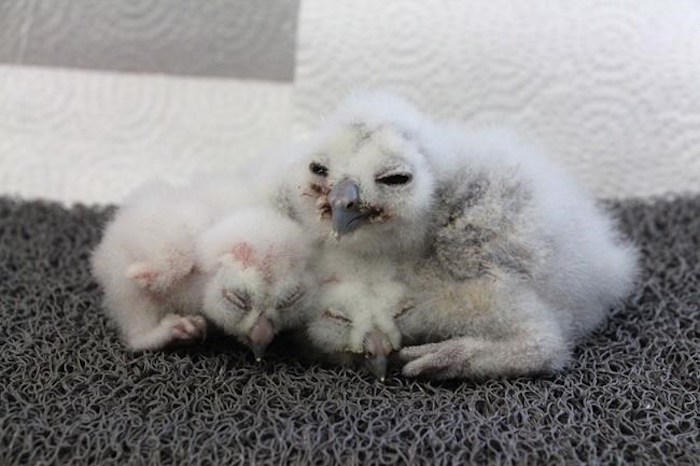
[163,314,208,344]
[399,338,486,380]
[400,332,569,380]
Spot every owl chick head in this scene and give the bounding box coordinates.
[198,209,315,360]
[306,277,411,381]
[290,91,448,256]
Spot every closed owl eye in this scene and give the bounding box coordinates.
[222,289,252,311]
[395,301,416,319]
[375,172,412,186]
[278,287,305,310]
[322,309,352,324]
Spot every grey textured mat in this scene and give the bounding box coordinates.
[0,196,698,465]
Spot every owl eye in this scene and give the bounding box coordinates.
[222,289,252,311]
[278,287,305,310]
[309,162,329,177]
[395,302,416,319]
[322,309,352,324]
[376,172,412,186]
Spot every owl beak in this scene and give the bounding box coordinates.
[366,354,388,382]
[328,178,368,237]
[364,330,392,382]
[248,314,274,362]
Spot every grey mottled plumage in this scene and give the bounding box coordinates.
[278,91,638,380]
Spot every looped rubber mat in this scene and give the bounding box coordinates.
[0,196,698,465]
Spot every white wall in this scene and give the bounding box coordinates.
[293,0,700,198]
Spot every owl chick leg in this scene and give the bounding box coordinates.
[109,291,206,352]
[400,285,570,380]
[124,312,207,351]
[400,329,568,380]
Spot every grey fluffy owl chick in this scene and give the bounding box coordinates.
[197,208,316,360]
[277,91,639,380]
[304,249,413,380]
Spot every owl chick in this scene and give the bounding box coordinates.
[303,249,411,381]
[91,181,215,351]
[91,172,269,352]
[277,91,638,380]
[197,208,316,360]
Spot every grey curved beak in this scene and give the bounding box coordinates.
[248,314,275,362]
[365,354,388,382]
[328,178,367,237]
[251,344,267,362]
[363,329,392,382]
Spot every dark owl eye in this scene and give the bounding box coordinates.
[376,172,412,186]
[309,162,329,177]
[222,289,252,311]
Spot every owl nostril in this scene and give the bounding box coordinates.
[329,179,361,209]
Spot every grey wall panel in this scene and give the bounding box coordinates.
[0,0,299,81]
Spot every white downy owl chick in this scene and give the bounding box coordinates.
[197,208,316,360]
[92,181,216,351]
[305,250,411,381]
[92,172,265,352]
[277,91,638,380]
[276,107,439,259]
